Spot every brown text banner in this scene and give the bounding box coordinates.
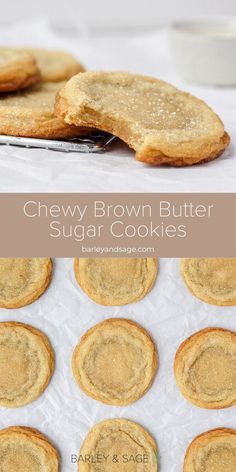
[0,193,235,257]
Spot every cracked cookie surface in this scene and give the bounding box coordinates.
[78,419,158,471]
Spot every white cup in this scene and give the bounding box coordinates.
[170,19,236,86]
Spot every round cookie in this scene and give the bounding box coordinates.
[55,70,229,166]
[72,318,158,406]
[0,258,52,309]
[0,82,89,139]
[22,48,85,82]
[181,258,236,306]
[174,327,236,409]
[74,257,158,306]
[0,48,40,92]
[0,426,59,471]
[0,322,54,408]
[184,428,236,472]
[78,419,158,471]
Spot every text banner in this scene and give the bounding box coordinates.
[0,193,235,257]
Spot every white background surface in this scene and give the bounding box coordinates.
[0,19,235,192]
[1,0,236,28]
[0,258,236,471]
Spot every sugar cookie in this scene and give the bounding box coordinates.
[72,318,158,406]
[0,322,54,407]
[181,258,236,306]
[184,428,236,472]
[22,48,85,82]
[0,426,59,471]
[78,419,158,471]
[55,71,230,166]
[0,48,40,92]
[174,328,236,409]
[74,257,158,306]
[0,258,52,308]
[0,82,88,138]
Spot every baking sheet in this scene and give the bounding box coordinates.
[0,258,236,471]
[0,19,235,193]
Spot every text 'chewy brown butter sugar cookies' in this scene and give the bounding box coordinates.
[174,328,236,409]
[181,258,236,306]
[0,258,52,308]
[184,428,236,472]
[0,426,59,472]
[78,419,158,471]
[74,257,158,306]
[0,322,54,408]
[55,71,230,166]
[0,48,40,92]
[72,318,158,406]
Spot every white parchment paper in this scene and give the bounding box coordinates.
[0,258,236,471]
[0,19,234,193]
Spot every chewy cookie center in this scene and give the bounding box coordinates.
[189,346,236,397]
[0,344,32,395]
[92,431,149,472]
[0,258,31,299]
[89,79,198,131]
[200,446,236,472]
[86,258,148,301]
[85,339,143,393]
[0,444,42,472]
[190,258,236,299]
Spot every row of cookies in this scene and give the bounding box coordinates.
[1,421,236,471]
[1,257,236,309]
[1,257,236,412]
[179,259,236,471]
[0,47,230,166]
[0,318,153,408]
[1,317,236,411]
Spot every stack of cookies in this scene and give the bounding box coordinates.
[0,46,230,166]
[0,47,87,139]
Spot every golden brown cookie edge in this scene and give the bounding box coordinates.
[0,321,55,408]
[0,425,59,470]
[183,427,236,471]
[73,257,158,306]
[181,258,236,306]
[174,327,236,409]
[72,317,158,406]
[0,258,53,309]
